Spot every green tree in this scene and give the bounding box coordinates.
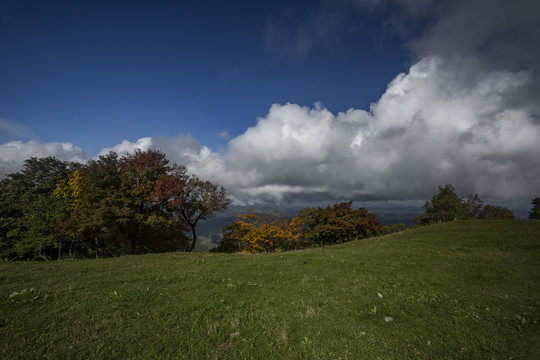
[422,184,468,224]
[0,176,25,259]
[529,198,540,220]
[0,157,79,260]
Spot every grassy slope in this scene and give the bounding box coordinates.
[1,221,539,359]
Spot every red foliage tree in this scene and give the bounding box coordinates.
[152,166,229,252]
[308,202,383,246]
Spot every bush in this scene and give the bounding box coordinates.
[384,223,406,234]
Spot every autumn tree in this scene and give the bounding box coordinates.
[466,194,484,219]
[529,198,540,220]
[216,203,383,253]
[54,152,125,257]
[464,193,514,220]
[479,205,515,220]
[216,212,298,253]
[56,150,188,257]
[290,207,318,249]
[307,202,383,246]
[2,150,214,260]
[117,149,174,254]
[152,167,229,252]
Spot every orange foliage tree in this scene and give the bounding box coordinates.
[216,202,383,253]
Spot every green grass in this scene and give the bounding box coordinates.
[1,221,539,359]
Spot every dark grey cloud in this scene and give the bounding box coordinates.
[407,0,540,70]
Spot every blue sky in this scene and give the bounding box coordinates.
[1,0,539,208]
[0,0,407,154]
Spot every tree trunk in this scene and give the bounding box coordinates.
[187,224,197,252]
[38,246,50,261]
[57,241,63,260]
[95,237,99,259]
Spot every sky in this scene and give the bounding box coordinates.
[1,0,539,209]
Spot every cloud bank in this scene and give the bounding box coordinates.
[0,140,88,176]
[177,55,538,205]
[1,0,539,207]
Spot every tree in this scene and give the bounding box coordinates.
[307,202,383,246]
[0,157,79,260]
[1,150,196,260]
[290,207,318,249]
[215,212,300,253]
[479,205,515,220]
[529,198,540,220]
[117,149,173,254]
[422,184,468,223]
[466,194,484,219]
[56,150,188,257]
[152,167,229,252]
[383,223,406,234]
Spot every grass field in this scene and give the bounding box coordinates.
[1,221,539,359]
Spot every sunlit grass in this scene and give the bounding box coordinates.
[1,221,539,359]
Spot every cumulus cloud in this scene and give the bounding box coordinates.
[1,0,538,207]
[248,0,540,205]
[187,56,539,204]
[0,140,88,176]
[2,57,538,203]
[3,63,538,204]
[97,137,152,157]
[137,54,538,205]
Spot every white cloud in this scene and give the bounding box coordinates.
[97,137,152,157]
[217,130,231,140]
[2,0,538,207]
[2,56,538,203]
[0,140,88,176]
[175,56,540,204]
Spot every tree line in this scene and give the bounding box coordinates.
[2,153,538,261]
[411,184,518,225]
[213,185,540,254]
[212,201,384,253]
[0,150,228,260]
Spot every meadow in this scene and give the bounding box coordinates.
[1,220,539,359]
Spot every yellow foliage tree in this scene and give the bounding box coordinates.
[54,169,83,208]
[220,212,303,253]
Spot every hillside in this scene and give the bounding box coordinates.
[1,221,539,359]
